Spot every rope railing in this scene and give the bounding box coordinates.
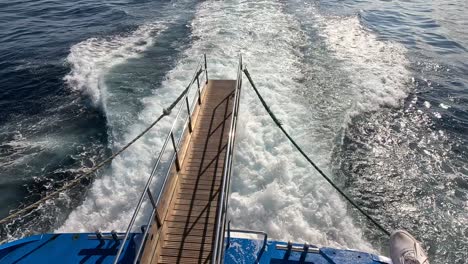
[242,67,391,237]
[0,56,207,230]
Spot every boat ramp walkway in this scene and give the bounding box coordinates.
[114,56,242,264]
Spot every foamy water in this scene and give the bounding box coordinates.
[64,23,167,108]
[317,15,410,115]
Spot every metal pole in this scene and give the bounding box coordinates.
[285,241,293,260]
[147,189,157,209]
[218,217,228,263]
[227,221,231,248]
[154,211,162,228]
[170,132,181,171]
[185,97,193,133]
[196,75,202,105]
[146,189,162,227]
[204,54,208,84]
[299,243,309,263]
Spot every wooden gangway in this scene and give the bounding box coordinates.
[142,80,236,264]
[114,56,242,264]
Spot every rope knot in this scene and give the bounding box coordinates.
[163,108,171,116]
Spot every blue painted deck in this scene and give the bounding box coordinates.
[224,237,391,264]
[0,232,140,264]
[0,232,391,263]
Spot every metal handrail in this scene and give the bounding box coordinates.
[113,55,208,264]
[211,55,243,263]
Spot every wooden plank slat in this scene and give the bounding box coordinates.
[160,249,212,259]
[174,198,218,206]
[179,178,222,185]
[167,213,218,222]
[165,234,214,243]
[165,221,216,230]
[165,227,215,235]
[170,211,217,219]
[179,185,221,192]
[158,256,211,264]
[162,243,212,252]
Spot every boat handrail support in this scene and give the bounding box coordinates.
[211,55,244,264]
[112,55,208,264]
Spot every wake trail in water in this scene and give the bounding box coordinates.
[56,1,194,231]
[64,23,167,108]
[57,0,413,253]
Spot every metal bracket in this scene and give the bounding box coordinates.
[276,242,320,254]
[163,108,171,116]
[88,230,126,240]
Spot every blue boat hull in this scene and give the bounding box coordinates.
[224,237,390,264]
[0,233,140,264]
[0,232,390,264]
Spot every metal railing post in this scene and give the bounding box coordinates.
[204,54,208,84]
[185,97,193,133]
[170,132,181,171]
[147,189,163,228]
[196,75,202,105]
[154,211,162,228]
[147,189,157,209]
[227,221,231,247]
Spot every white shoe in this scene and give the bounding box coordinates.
[390,230,429,264]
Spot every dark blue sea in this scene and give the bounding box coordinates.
[0,0,467,262]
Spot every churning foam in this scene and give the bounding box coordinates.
[315,14,411,116]
[63,23,166,107]
[58,13,178,232]
[58,0,412,253]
